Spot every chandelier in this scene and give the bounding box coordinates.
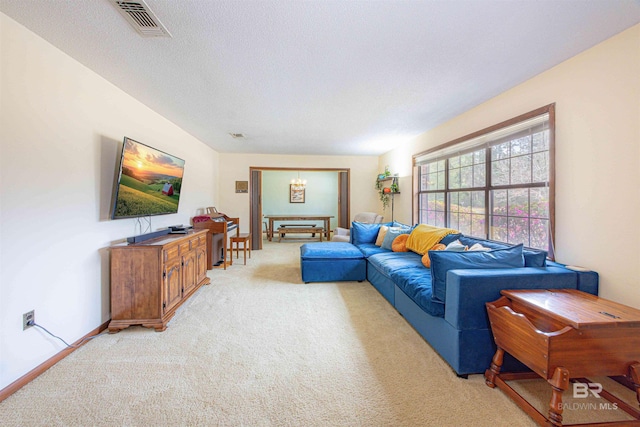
[291,172,307,190]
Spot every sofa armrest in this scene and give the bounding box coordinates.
[334,227,350,236]
[444,267,582,330]
[546,261,599,295]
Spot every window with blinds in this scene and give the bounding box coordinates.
[413,104,555,256]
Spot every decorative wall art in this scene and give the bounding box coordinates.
[290,185,305,203]
[235,181,248,193]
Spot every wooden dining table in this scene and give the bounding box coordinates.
[263,214,334,241]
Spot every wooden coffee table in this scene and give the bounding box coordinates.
[485,289,640,426]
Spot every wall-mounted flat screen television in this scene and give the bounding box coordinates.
[111,137,185,219]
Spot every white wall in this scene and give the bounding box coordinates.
[0,14,219,389]
[380,24,640,308]
[373,164,412,226]
[218,153,382,233]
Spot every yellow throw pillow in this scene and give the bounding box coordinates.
[392,234,410,252]
[375,225,389,246]
[406,224,458,255]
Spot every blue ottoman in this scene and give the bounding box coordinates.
[300,242,366,283]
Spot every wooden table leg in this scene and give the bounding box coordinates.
[268,219,273,241]
[242,238,247,264]
[548,367,570,427]
[485,347,504,388]
[223,236,229,268]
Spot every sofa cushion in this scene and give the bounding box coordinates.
[356,243,388,257]
[300,242,364,260]
[390,268,444,317]
[300,243,366,283]
[368,251,424,276]
[522,248,548,267]
[351,221,392,245]
[430,244,525,303]
[458,236,547,267]
[380,227,411,250]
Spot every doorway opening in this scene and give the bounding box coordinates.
[249,167,350,250]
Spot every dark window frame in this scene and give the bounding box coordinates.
[412,104,555,258]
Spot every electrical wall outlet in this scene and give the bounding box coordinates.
[23,310,35,330]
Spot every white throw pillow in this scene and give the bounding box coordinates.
[445,239,468,252]
[375,225,389,246]
[468,243,491,251]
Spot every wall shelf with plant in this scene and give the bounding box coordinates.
[375,167,400,215]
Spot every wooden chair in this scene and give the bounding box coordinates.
[229,233,251,265]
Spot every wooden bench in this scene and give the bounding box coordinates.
[277,227,324,242]
[278,223,317,238]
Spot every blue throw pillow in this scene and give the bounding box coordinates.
[429,244,525,303]
[380,227,411,250]
[351,222,392,245]
[440,233,462,246]
[523,249,548,267]
[459,236,547,267]
[459,236,508,250]
[392,221,411,228]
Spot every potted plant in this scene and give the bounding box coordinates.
[379,189,390,211]
[375,172,391,211]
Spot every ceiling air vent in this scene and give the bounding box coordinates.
[109,0,172,38]
[229,133,246,139]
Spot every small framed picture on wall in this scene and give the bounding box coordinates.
[290,185,305,203]
[235,181,248,193]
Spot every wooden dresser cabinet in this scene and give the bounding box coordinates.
[108,229,210,333]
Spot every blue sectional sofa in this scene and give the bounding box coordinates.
[304,222,599,377]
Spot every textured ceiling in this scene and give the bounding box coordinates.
[1,1,639,156]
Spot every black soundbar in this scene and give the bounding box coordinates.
[127,229,171,244]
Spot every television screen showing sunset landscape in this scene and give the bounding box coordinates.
[111,138,185,219]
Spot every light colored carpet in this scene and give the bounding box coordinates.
[1,241,637,426]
